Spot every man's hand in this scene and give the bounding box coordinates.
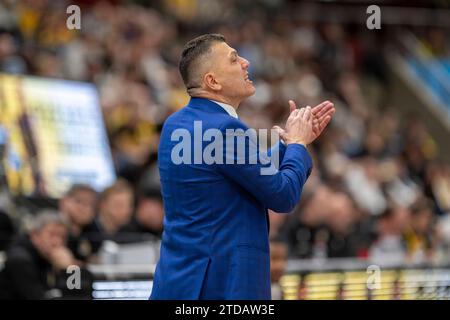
[310,100,335,140]
[273,100,335,145]
[273,106,315,146]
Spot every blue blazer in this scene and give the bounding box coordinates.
[150,97,312,300]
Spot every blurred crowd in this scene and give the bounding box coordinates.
[0,0,450,299]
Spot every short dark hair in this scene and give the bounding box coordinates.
[100,179,133,203]
[65,184,96,197]
[179,33,226,90]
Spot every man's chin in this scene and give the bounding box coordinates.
[236,84,256,102]
[245,84,256,97]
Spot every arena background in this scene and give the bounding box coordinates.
[0,0,450,300]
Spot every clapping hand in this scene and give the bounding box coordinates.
[273,100,335,146]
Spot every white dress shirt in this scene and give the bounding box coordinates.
[210,99,238,119]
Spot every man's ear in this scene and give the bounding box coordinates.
[204,72,222,91]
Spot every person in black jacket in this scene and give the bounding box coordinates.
[59,184,99,262]
[123,187,164,240]
[0,210,15,251]
[87,179,135,245]
[0,210,93,299]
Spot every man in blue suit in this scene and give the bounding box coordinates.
[151,34,334,300]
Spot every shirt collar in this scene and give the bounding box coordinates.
[209,99,239,119]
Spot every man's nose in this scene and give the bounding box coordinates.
[240,57,250,69]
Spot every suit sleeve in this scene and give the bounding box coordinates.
[217,119,312,213]
[268,140,286,167]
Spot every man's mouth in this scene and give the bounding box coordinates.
[244,74,253,84]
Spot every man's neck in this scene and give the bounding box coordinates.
[189,90,241,109]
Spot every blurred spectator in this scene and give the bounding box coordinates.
[283,182,374,259]
[343,157,387,217]
[283,185,330,259]
[404,198,435,264]
[0,210,93,299]
[124,187,164,239]
[435,212,450,263]
[384,157,420,209]
[0,30,27,74]
[270,238,288,300]
[425,162,450,216]
[369,207,410,265]
[324,189,361,258]
[89,179,134,245]
[107,101,159,184]
[59,184,99,262]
